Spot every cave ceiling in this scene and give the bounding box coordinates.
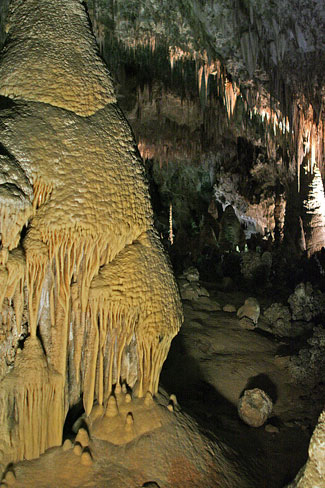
[1,1,324,185]
[75,0,325,174]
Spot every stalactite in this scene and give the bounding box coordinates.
[32,179,53,212]
[169,203,174,245]
[3,248,25,335]
[224,79,239,120]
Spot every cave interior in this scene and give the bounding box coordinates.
[0,1,324,487]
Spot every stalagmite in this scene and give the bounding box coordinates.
[75,428,89,448]
[301,164,325,256]
[80,450,93,466]
[73,444,83,456]
[62,439,73,451]
[0,0,182,474]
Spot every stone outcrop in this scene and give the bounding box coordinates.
[288,282,325,322]
[262,303,293,337]
[286,409,325,488]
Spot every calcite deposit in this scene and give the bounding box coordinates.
[0,0,182,473]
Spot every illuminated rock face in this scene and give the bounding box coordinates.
[0,0,182,470]
[301,165,325,256]
[287,410,325,488]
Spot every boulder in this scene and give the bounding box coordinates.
[237,297,260,324]
[238,388,273,427]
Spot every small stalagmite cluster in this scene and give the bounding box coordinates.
[0,0,182,472]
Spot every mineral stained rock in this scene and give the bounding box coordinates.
[0,0,182,472]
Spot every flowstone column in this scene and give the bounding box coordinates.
[0,0,182,472]
[301,164,325,256]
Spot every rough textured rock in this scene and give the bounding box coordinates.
[237,297,260,325]
[192,296,221,312]
[289,325,325,389]
[240,251,272,282]
[219,205,245,252]
[286,409,325,487]
[288,282,325,322]
[262,303,293,337]
[182,267,200,283]
[0,0,182,473]
[0,0,116,116]
[178,268,210,301]
[238,388,273,427]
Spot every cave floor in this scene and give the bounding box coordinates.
[3,288,315,488]
[161,286,313,488]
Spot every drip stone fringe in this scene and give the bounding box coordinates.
[0,337,64,463]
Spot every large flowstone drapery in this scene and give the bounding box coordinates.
[0,0,182,471]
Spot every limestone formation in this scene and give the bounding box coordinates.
[62,439,73,452]
[262,303,293,337]
[286,409,325,488]
[301,165,325,257]
[237,297,260,327]
[240,250,272,282]
[288,282,325,322]
[73,444,83,457]
[0,0,182,473]
[75,428,89,448]
[238,388,273,427]
[178,267,210,301]
[219,205,245,252]
[4,470,15,485]
[80,450,93,466]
